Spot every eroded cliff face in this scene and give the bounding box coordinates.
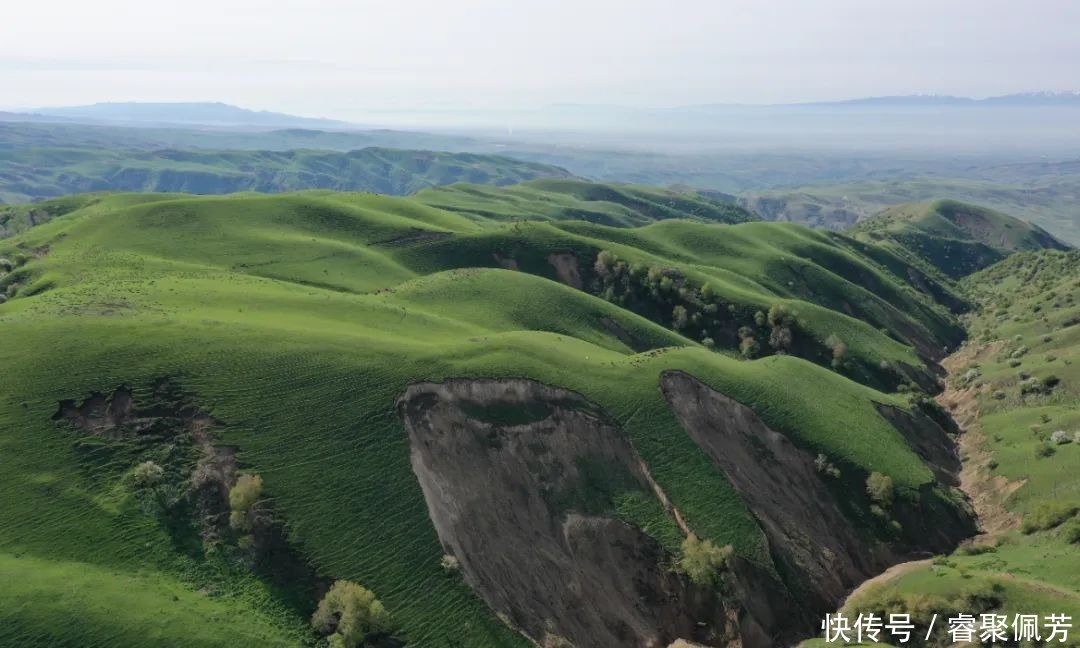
[399,375,974,648]
[660,371,895,614]
[398,379,742,648]
[659,371,975,623]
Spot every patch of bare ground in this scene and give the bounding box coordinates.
[937,341,1024,537]
[492,252,519,270]
[546,253,583,289]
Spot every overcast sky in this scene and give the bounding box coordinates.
[3,0,1079,119]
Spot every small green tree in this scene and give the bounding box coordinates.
[672,305,689,329]
[680,533,733,587]
[738,326,760,358]
[594,250,617,276]
[825,334,847,360]
[767,303,794,327]
[866,472,895,508]
[312,580,390,648]
[229,473,264,531]
[131,461,165,488]
[768,325,793,350]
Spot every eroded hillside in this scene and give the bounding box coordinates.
[0,190,1060,647]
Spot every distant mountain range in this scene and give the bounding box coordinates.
[5,92,1080,133]
[685,91,1080,110]
[16,102,349,129]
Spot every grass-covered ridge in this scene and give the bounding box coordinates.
[850,199,1071,278]
[0,189,976,647]
[414,178,757,227]
[0,145,574,208]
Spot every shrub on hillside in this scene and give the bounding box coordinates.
[131,461,165,488]
[229,473,264,532]
[765,304,797,351]
[312,580,390,648]
[672,305,689,330]
[1063,519,1080,545]
[680,533,733,587]
[1020,377,1048,396]
[440,554,460,573]
[1020,501,1078,534]
[866,472,895,508]
[737,326,759,359]
[1051,430,1072,445]
[814,453,841,479]
[594,250,617,276]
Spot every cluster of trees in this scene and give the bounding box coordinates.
[593,250,803,359]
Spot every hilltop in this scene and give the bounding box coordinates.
[0,185,1010,647]
[849,199,1070,278]
[738,171,1080,245]
[414,179,756,227]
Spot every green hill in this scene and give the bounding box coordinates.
[413,178,757,227]
[738,174,1080,246]
[0,189,982,647]
[850,199,1070,278]
[0,146,573,206]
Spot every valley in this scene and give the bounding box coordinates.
[821,248,1080,647]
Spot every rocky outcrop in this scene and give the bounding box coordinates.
[398,379,744,648]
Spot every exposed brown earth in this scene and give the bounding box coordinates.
[937,341,1024,536]
[398,378,745,648]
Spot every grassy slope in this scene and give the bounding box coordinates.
[413,178,757,227]
[0,146,573,206]
[0,190,959,647]
[400,215,961,386]
[841,250,1080,641]
[849,199,1070,279]
[0,553,307,648]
